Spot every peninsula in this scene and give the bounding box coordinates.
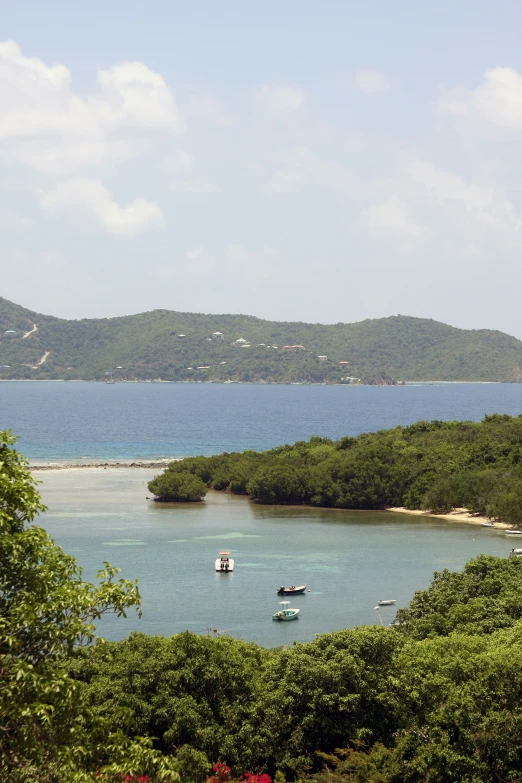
[148,413,522,527]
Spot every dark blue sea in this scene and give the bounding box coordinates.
[1,381,521,461]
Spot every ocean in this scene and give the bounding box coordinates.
[1,380,521,461]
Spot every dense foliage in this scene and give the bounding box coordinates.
[150,414,522,525]
[76,560,522,783]
[0,432,180,783]
[2,296,522,382]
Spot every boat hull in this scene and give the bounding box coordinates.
[215,558,234,572]
[272,609,299,621]
[277,584,307,595]
[377,600,396,606]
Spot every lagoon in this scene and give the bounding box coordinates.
[38,468,514,647]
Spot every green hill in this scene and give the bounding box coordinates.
[1,297,521,382]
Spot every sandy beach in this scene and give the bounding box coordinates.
[388,506,510,529]
[29,459,178,472]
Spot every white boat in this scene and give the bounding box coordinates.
[215,551,234,572]
[505,530,522,536]
[272,600,299,622]
[510,548,522,557]
[377,599,396,606]
[481,522,496,528]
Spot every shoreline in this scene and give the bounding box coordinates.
[387,506,510,529]
[28,463,514,531]
[0,379,506,385]
[30,459,180,472]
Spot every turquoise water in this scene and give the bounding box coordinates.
[38,468,514,647]
[1,381,522,461]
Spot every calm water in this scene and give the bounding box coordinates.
[38,468,515,647]
[1,381,522,461]
[5,381,522,646]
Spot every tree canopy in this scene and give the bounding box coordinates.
[149,414,522,524]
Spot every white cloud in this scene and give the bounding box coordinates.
[0,40,185,174]
[253,84,305,112]
[410,160,518,228]
[163,149,219,193]
[355,69,389,95]
[11,139,136,175]
[364,196,422,235]
[264,145,350,194]
[39,178,165,236]
[439,67,522,129]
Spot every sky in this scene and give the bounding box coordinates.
[2,1,522,336]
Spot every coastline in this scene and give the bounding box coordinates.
[28,461,514,532]
[388,506,510,529]
[0,379,505,385]
[29,459,180,472]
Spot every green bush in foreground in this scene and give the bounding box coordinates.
[0,431,179,783]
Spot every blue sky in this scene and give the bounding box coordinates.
[2,1,522,336]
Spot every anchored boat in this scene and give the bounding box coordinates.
[272,601,299,621]
[215,551,234,572]
[377,599,396,606]
[277,584,307,595]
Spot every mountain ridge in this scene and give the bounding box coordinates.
[1,297,521,383]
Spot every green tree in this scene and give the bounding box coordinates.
[0,431,179,782]
[148,470,208,502]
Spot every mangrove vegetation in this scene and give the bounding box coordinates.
[149,413,522,525]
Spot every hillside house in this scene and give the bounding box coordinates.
[318,355,327,361]
[338,360,350,366]
[212,331,224,340]
[233,338,248,346]
[283,345,305,352]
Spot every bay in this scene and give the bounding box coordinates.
[5,380,522,646]
[1,381,522,461]
[38,468,514,647]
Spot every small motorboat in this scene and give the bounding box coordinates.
[215,551,234,572]
[481,522,496,528]
[277,584,307,595]
[510,548,522,557]
[377,599,396,606]
[505,530,522,536]
[272,601,299,621]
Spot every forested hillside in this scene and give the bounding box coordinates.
[1,297,522,382]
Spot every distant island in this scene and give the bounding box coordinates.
[1,296,522,383]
